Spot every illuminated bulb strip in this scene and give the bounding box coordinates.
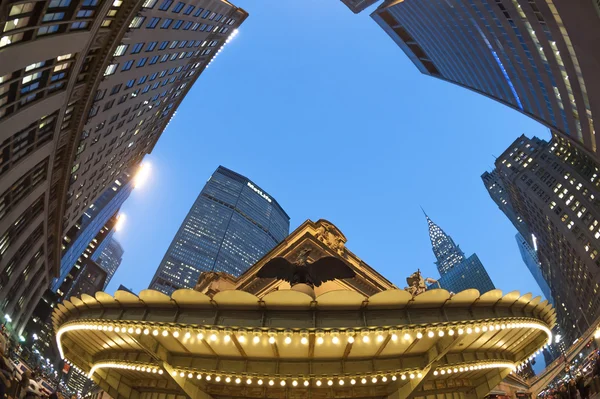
[56,317,553,361]
[433,361,516,377]
[88,362,162,378]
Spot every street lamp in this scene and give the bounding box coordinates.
[4,314,12,323]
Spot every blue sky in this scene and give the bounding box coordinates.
[110,0,550,305]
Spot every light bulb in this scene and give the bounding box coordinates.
[438,331,444,337]
[162,330,169,337]
[427,331,435,338]
[304,380,309,387]
[339,379,344,385]
[316,380,322,386]
[210,334,217,341]
[258,379,263,385]
[401,374,407,380]
[434,371,439,376]
[153,329,159,336]
[350,378,356,385]
[316,336,324,345]
[280,380,286,387]
[301,336,308,345]
[235,378,241,384]
[143,329,149,335]
[327,380,333,386]
[269,380,274,386]
[187,373,192,378]
[391,334,398,341]
[448,329,454,336]
[253,335,260,344]
[225,377,231,383]
[238,335,246,343]
[292,380,298,387]
[403,333,411,340]
[135,328,141,334]
[416,332,423,339]
[458,328,464,335]
[284,336,292,345]
[224,335,231,343]
[197,333,204,340]
[184,332,191,339]
[410,374,415,379]
[347,336,355,343]
[382,376,387,382]
[371,377,377,383]
[268,336,276,344]
[362,335,370,343]
[361,378,367,384]
[246,378,252,385]
[206,375,211,381]
[215,376,221,382]
[332,336,339,344]
[173,331,180,338]
[196,374,202,380]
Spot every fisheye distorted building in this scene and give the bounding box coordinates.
[370,0,599,159]
[149,166,290,295]
[0,0,247,333]
[425,213,495,294]
[52,219,556,399]
[484,133,600,343]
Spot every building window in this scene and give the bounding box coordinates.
[182,21,192,30]
[77,9,94,18]
[42,12,64,22]
[142,0,157,8]
[193,7,204,17]
[158,0,173,11]
[149,56,159,65]
[172,2,185,13]
[129,16,145,28]
[161,18,173,28]
[183,5,194,15]
[137,57,148,67]
[146,41,158,52]
[125,79,135,88]
[114,44,128,56]
[202,10,210,18]
[38,24,60,35]
[121,60,134,71]
[131,42,144,54]
[146,17,160,29]
[104,64,118,76]
[159,41,169,50]
[173,20,183,29]
[71,21,88,30]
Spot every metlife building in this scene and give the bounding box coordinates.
[149,166,290,295]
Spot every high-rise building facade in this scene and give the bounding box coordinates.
[338,0,379,13]
[370,0,599,159]
[149,166,290,295]
[515,232,553,305]
[488,133,600,340]
[92,236,124,288]
[425,213,495,293]
[0,0,247,333]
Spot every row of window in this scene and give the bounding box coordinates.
[105,48,206,76]
[143,0,236,26]
[114,38,214,57]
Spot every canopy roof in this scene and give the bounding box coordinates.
[54,287,554,399]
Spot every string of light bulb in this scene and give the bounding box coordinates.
[88,361,164,378]
[56,317,552,361]
[432,361,516,377]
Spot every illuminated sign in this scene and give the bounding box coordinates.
[247,182,271,203]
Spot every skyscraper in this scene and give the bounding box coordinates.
[370,0,599,159]
[149,166,290,295]
[0,0,248,333]
[425,213,495,293]
[338,0,379,13]
[92,237,124,289]
[515,232,553,306]
[486,133,600,340]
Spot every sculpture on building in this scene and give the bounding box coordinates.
[315,222,346,256]
[404,269,439,296]
[257,248,355,287]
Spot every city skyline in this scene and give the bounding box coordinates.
[109,0,550,304]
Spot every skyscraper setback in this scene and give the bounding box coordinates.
[425,213,495,294]
[369,0,599,159]
[0,0,247,333]
[483,133,600,342]
[149,166,290,295]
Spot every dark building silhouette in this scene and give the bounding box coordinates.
[370,0,600,160]
[149,166,290,295]
[425,213,495,293]
[92,237,124,289]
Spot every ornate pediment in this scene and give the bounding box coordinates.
[194,219,397,298]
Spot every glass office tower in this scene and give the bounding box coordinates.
[371,0,599,159]
[425,213,495,294]
[149,166,290,295]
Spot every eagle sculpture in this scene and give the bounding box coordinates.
[256,249,355,287]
